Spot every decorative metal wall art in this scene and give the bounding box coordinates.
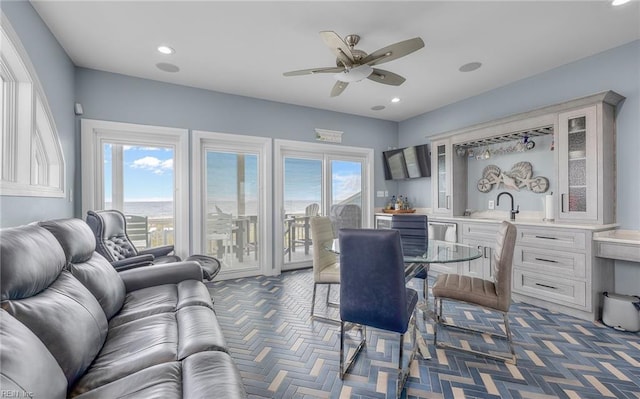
[477,162,549,193]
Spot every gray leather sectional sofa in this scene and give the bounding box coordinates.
[0,218,247,398]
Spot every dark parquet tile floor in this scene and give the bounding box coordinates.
[207,269,640,399]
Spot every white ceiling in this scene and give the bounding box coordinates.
[31,1,639,122]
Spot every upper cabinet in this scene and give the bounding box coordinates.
[430,138,467,217]
[428,91,624,224]
[431,139,451,215]
[556,95,621,224]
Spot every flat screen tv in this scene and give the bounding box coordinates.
[383,144,430,180]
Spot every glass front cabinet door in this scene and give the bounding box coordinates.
[557,106,598,222]
[431,138,451,215]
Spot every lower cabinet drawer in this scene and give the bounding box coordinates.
[514,246,586,278]
[516,227,586,250]
[513,268,586,308]
[461,222,500,241]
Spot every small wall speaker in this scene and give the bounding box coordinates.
[74,103,84,116]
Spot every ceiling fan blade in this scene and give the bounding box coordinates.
[362,37,425,66]
[330,81,349,97]
[283,66,344,77]
[367,69,406,86]
[320,31,354,67]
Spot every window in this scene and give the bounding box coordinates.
[81,119,189,258]
[0,14,65,197]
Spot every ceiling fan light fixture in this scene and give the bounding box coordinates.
[334,64,373,82]
[157,45,175,55]
[612,0,630,5]
[391,97,400,103]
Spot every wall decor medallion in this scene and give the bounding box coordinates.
[477,162,549,193]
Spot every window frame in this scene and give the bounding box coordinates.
[81,119,189,259]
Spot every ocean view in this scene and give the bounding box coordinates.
[108,199,325,218]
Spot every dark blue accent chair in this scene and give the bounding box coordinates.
[338,228,417,394]
[391,214,429,298]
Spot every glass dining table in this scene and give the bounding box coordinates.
[327,238,482,359]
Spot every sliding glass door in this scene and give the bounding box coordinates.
[276,140,373,272]
[192,131,272,279]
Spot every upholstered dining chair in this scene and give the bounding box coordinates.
[391,214,429,304]
[432,221,518,364]
[309,216,340,323]
[87,209,180,271]
[338,228,418,396]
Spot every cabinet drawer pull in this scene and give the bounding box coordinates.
[534,257,558,263]
[535,235,558,240]
[535,283,557,290]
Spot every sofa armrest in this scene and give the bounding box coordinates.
[112,254,155,271]
[119,261,203,292]
[138,245,174,258]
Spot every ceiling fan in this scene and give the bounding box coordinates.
[283,31,425,97]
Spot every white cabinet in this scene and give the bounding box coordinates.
[460,222,499,280]
[430,139,451,216]
[556,93,622,224]
[511,225,614,321]
[429,138,467,217]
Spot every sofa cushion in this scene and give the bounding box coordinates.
[182,352,247,398]
[39,218,96,264]
[109,280,214,328]
[2,272,109,387]
[72,306,228,394]
[39,218,126,319]
[72,362,183,399]
[0,224,66,300]
[73,352,246,399]
[0,310,67,399]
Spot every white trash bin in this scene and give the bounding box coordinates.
[601,292,640,332]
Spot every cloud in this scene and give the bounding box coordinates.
[332,173,361,200]
[131,156,173,175]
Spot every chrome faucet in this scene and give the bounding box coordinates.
[497,192,519,221]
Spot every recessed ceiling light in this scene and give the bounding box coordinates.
[612,0,631,5]
[391,97,400,103]
[157,45,175,55]
[156,62,180,73]
[459,62,482,72]
[371,105,385,111]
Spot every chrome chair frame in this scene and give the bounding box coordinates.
[433,297,516,364]
[432,221,518,365]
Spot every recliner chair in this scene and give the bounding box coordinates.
[86,210,179,271]
[86,210,220,280]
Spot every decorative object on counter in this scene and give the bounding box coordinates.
[386,195,412,211]
[543,193,554,221]
[382,208,416,214]
[476,162,549,193]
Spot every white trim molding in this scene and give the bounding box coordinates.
[0,13,65,198]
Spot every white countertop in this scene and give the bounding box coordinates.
[374,209,618,231]
[594,229,640,244]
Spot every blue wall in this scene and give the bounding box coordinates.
[0,1,76,227]
[399,40,640,230]
[74,68,399,218]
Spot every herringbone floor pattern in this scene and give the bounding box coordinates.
[207,269,640,399]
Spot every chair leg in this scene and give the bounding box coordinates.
[433,297,517,364]
[311,283,317,317]
[397,311,418,396]
[503,312,517,364]
[340,322,366,379]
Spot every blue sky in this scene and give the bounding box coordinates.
[105,146,362,204]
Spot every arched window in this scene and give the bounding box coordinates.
[1,13,65,197]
